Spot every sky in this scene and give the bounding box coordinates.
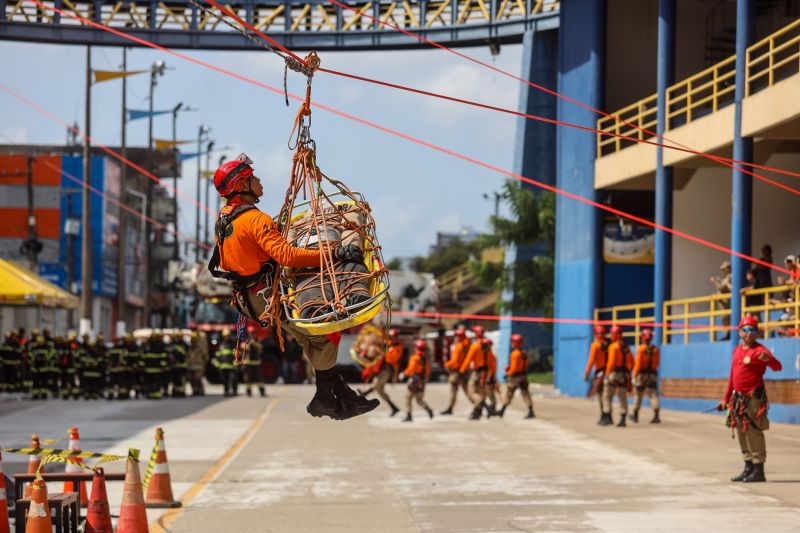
[0,39,524,263]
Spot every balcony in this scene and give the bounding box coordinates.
[595,18,800,190]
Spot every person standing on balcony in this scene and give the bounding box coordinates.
[602,326,634,427]
[440,327,471,415]
[630,329,660,424]
[584,325,609,424]
[710,261,732,340]
[716,316,782,483]
[753,245,773,289]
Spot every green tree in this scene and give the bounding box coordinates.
[472,181,555,315]
[410,237,484,278]
[386,257,403,271]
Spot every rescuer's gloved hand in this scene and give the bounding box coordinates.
[334,244,364,264]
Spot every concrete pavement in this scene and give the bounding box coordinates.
[2,383,800,532]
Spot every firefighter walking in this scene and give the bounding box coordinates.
[461,326,488,420]
[482,338,499,417]
[440,328,470,415]
[601,326,633,427]
[498,333,534,419]
[716,316,783,483]
[584,326,609,424]
[359,328,403,416]
[630,328,660,424]
[401,340,434,422]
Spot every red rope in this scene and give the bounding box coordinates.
[18,0,793,276]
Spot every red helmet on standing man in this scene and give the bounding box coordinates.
[214,153,254,198]
[415,340,427,351]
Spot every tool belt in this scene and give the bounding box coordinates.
[634,370,658,389]
[727,386,769,432]
[606,367,631,389]
[408,374,425,393]
[230,261,277,324]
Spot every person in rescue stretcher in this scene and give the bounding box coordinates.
[207,153,379,421]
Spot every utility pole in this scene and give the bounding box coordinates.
[144,60,165,327]
[24,156,38,271]
[194,125,209,263]
[80,45,93,337]
[117,47,128,335]
[203,140,214,249]
[171,102,183,260]
[216,154,227,214]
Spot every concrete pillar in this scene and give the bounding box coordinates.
[553,0,606,396]
[654,0,675,344]
[730,0,755,346]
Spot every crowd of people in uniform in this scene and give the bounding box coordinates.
[359,326,536,423]
[0,327,261,401]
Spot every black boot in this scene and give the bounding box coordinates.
[599,413,612,426]
[259,386,266,397]
[332,373,380,419]
[650,409,661,424]
[742,462,766,483]
[629,410,639,423]
[498,405,507,418]
[469,405,482,420]
[246,387,253,397]
[524,407,535,419]
[439,406,453,416]
[485,404,497,418]
[402,412,412,423]
[388,400,400,417]
[306,369,342,420]
[617,414,627,427]
[426,407,434,419]
[731,460,753,482]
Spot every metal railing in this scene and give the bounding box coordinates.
[593,302,655,341]
[595,284,800,345]
[597,17,800,158]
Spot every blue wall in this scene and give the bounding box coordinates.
[602,263,654,308]
[660,338,800,424]
[553,0,606,397]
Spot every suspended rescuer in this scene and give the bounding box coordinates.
[601,325,633,427]
[498,333,534,419]
[440,327,470,415]
[401,340,434,422]
[208,154,378,420]
[716,316,782,483]
[630,328,660,424]
[584,325,608,424]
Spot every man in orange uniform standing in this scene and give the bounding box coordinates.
[360,328,403,416]
[209,155,378,420]
[482,338,499,417]
[630,328,661,424]
[498,333,534,419]
[602,325,633,427]
[440,328,470,415]
[401,340,434,422]
[583,325,608,425]
[716,316,782,483]
[460,326,488,420]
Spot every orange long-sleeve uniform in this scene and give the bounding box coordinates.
[605,340,634,375]
[460,341,487,373]
[218,201,321,277]
[485,348,497,379]
[404,351,430,378]
[445,338,470,371]
[507,349,529,376]
[384,341,404,372]
[584,340,608,376]
[633,344,660,376]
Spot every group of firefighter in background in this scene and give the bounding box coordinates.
[584,316,783,483]
[357,325,536,423]
[0,327,270,401]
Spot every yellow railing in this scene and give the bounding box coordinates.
[747,17,800,96]
[596,284,800,345]
[597,18,800,158]
[740,284,800,338]
[593,302,655,341]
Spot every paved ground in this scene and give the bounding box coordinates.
[2,383,800,532]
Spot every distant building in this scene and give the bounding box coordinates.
[430,226,483,254]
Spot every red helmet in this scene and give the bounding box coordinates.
[388,328,399,338]
[739,315,759,330]
[214,154,254,198]
[482,338,493,347]
[454,328,466,337]
[511,333,524,346]
[610,325,623,338]
[641,328,653,340]
[415,340,427,350]
[594,325,606,337]
[471,325,485,338]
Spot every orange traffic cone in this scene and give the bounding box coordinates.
[84,468,113,533]
[63,427,89,505]
[24,479,50,533]
[145,428,181,508]
[23,435,41,498]
[117,454,149,533]
[0,450,10,533]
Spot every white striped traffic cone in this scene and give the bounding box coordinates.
[145,428,180,508]
[63,427,88,504]
[22,435,40,498]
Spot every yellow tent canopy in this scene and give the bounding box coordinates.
[0,259,80,309]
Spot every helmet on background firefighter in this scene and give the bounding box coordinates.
[415,340,427,352]
[641,328,653,342]
[511,333,524,347]
[738,315,759,330]
[609,325,623,340]
[593,325,606,338]
[388,328,399,339]
[214,153,256,199]
[471,325,485,338]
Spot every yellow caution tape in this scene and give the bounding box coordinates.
[142,439,159,489]
[3,446,138,466]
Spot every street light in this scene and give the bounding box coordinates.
[483,190,509,218]
[171,102,196,260]
[195,125,210,263]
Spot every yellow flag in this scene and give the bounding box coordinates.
[155,139,191,150]
[93,69,147,84]
[202,170,215,180]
